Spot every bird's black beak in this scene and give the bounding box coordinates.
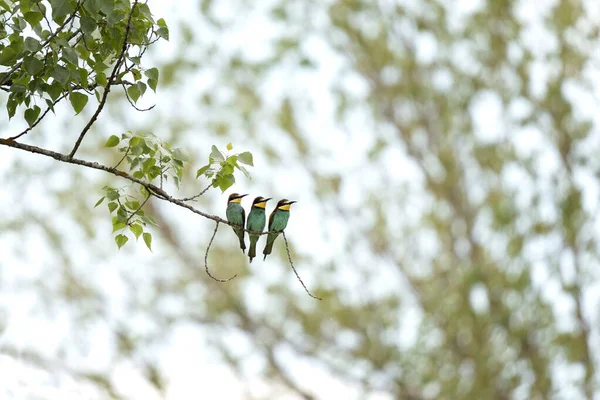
[287,200,297,205]
[237,194,249,199]
[264,198,272,202]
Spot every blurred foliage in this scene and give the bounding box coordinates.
[2,0,600,399]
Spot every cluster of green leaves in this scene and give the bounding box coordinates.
[97,131,188,249]
[0,0,168,125]
[95,185,155,250]
[196,143,253,192]
[106,131,187,187]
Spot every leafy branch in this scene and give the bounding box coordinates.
[0,137,321,299]
[0,1,320,299]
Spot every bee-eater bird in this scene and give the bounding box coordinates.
[246,196,271,263]
[263,199,297,261]
[226,193,248,253]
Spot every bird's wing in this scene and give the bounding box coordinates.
[268,209,276,230]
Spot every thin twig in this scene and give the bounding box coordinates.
[282,231,321,300]
[7,92,69,140]
[113,146,130,169]
[205,222,237,282]
[121,82,156,112]
[180,183,212,202]
[68,0,138,158]
[125,193,151,224]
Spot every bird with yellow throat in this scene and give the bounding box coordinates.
[226,193,248,253]
[246,196,271,263]
[263,199,297,261]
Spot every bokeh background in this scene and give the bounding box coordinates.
[2,0,600,399]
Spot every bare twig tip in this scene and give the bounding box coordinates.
[282,231,322,300]
[205,222,238,282]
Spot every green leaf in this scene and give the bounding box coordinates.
[125,200,140,210]
[24,106,41,127]
[24,56,43,75]
[62,46,78,65]
[115,234,128,249]
[0,47,17,66]
[196,165,210,179]
[24,37,41,53]
[226,155,238,166]
[112,220,127,233]
[51,65,70,87]
[23,11,44,27]
[107,201,118,213]
[238,151,253,166]
[95,72,107,86]
[157,26,169,41]
[69,92,88,114]
[142,157,155,171]
[210,145,224,162]
[78,68,89,86]
[47,82,63,101]
[172,148,188,162]
[147,78,158,92]
[131,68,142,81]
[127,84,140,103]
[130,224,143,239]
[117,206,128,221]
[143,232,152,250]
[148,165,162,179]
[80,16,96,34]
[105,135,120,147]
[226,142,233,150]
[221,163,234,175]
[82,0,100,14]
[51,0,75,21]
[141,215,159,227]
[94,196,105,208]
[217,174,235,192]
[144,67,159,81]
[7,98,17,119]
[136,81,147,97]
[106,189,120,201]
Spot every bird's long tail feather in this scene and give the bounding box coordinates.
[262,233,279,261]
[248,235,258,263]
[235,229,246,253]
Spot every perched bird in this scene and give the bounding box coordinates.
[263,199,297,261]
[246,196,271,263]
[226,193,248,253]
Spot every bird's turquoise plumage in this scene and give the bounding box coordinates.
[262,209,290,260]
[226,201,246,253]
[247,205,267,263]
[263,199,296,260]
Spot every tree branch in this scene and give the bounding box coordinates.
[0,138,284,234]
[68,0,138,158]
[180,183,212,202]
[0,138,320,298]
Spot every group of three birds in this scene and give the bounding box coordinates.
[225,193,297,262]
